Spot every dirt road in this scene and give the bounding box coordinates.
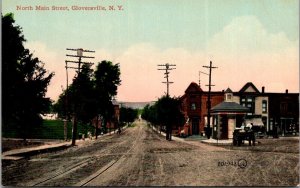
[2,120,299,186]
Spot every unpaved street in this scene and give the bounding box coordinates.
[2,120,299,186]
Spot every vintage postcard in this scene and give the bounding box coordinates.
[2,0,299,187]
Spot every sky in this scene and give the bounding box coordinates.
[2,0,299,102]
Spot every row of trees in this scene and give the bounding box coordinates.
[3,12,180,142]
[142,96,185,140]
[2,13,54,140]
[2,13,123,141]
[119,107,139,126]
[53,61,121,140]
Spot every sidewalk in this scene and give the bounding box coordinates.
[2,126,128,161]
[2,141,71,160]
[150,125,235,146]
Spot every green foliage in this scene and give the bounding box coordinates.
[53,60,121,132]
[142,96,184,140]
[94,61,121,97]
[156,96,184,126]
[68,64,97,124]
[120,107,138,124]
[2,13,54,140]
[142,104,158,124]
[2,120,94,139]
[94,61,121,124]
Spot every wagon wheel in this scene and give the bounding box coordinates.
[233,138,237,146]
[238,138,242,146]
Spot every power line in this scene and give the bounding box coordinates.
[157,63,176,97]
[198,71,209,87]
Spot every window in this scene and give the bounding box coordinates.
[191,103,196,110]
[262,100,267,113]
[241,96,255,114]
[226,93,232,101]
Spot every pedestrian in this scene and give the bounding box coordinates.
[118,127,121,134]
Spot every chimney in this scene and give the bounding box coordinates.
[262,86,265,93]
[286,89,288,94]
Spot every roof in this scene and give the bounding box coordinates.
[185,82,203,94]
[239,82,260,93]
[225,88,233,93]
[211,102,249,113]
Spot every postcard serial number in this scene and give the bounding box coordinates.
[218,159,247,169]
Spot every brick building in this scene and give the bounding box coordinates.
[92,100,120,132]
[180,82,224,136]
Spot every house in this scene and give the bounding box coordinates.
[235,82,299,136]
[234,82,269,130]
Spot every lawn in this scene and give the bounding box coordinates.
[2,120,95,140]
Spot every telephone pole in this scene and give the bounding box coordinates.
[65,48,95,146]
[202,61,217,139]
[157,63,176,97]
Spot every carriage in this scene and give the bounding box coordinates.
[232,127,256,146]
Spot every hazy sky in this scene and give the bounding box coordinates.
[3,0,299,102]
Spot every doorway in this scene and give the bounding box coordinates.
[191,118,199,135]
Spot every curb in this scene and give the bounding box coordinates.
[199,140,232,146]
[2,125,129,161]
[149,124,259,146]
[2,144,72,161]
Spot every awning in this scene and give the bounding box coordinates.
[245,118,264,127]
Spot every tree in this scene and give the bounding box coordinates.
[145,96,184,141]
[2,13,54,140]
[120,107,138,125]
[142,104,158,125]
[94,61,121,138]
[53,60,121,139]
[69,64,96,124]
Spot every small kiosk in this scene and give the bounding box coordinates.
[211,88,249,139]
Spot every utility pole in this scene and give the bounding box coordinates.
[202,61,217,139]
[65,48,95,146]
[198,71,201,87]
[157,63,176,141]
[157,63,176,97]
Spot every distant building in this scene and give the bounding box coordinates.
[118,101,153,109]
[92,99,120,133]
